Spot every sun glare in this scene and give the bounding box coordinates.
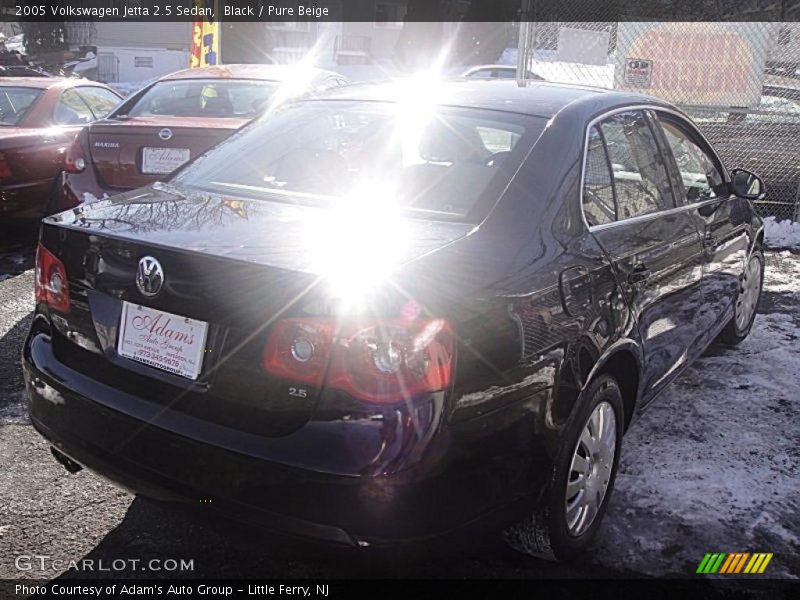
[305,181,409,309]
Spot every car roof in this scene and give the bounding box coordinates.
[0,76,110,90]
[0,77,71,89]
[160,64,342,82]
[466,65,516,71]
[315,78,671,120]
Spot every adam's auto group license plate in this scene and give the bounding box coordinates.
[117,302,208,380]
[142,147,190,174]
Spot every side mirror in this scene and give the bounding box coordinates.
[730,169,766,201]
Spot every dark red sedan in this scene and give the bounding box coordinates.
[62,64,346,206]
[0,77,121,230]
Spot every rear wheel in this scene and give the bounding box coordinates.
[503,375,624,561]
[719,249,763,346]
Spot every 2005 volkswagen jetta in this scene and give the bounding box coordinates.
[24,79,765,560]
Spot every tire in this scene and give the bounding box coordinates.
[719,248,764,346]
[503,375,624,561]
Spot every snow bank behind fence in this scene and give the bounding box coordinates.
[763,216,800,250]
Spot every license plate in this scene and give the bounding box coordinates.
[142,147,190,174]
[117,301,208,380]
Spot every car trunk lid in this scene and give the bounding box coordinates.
[87,116,247,190]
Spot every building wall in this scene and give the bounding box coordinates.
[264,21,403,66]
[93,21,192,51]
[97,47,189,83]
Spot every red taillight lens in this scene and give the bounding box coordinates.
[262,317,454,404]
[64,138,86,173]
[35,243,70,313]
[262,318,336,388]
[0,153,12,179]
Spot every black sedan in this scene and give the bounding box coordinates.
[23,79,765,560]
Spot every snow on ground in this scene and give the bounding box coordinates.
[83,192,109,205]
[765,250,800,294]
[764,216,800,250]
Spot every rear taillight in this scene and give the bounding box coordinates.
[64,138,86,173]
[262,317,454,404]
[0,153,12,179]
[35,243,70,313]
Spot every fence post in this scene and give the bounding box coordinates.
[794,178,800,222]
[517,0,532,85]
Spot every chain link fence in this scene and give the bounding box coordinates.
[517,21,800,221]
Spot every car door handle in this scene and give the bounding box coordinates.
[628,264,651,284]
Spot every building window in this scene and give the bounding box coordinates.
[134,56,154,68]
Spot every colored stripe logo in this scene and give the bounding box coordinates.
[696,552,773,574]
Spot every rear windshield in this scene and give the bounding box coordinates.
[122,79,279,119]
[171,100,543,222]
[0,86,43,126]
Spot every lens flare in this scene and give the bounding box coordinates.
[305,181,409,308]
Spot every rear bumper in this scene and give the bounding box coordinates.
[61,169,127,208]
[28,388,359,547]
[0,178,51,221]
[23,327,552,546]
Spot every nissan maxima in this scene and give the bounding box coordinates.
[24,79,765,560]
[60,64,347,207]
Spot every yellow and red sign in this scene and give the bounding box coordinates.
[615,23,770,108]
[190,0,219,68]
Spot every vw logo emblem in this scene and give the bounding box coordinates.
[136,256,164,297]
[158,128,173,141]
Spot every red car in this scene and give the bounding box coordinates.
[0,77,122,228]
[62,64,347,206]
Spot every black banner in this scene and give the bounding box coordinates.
[2,0,800,23]
[1,578,798,600]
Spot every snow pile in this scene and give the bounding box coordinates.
[764,216,800,250]
[83,192,108,205]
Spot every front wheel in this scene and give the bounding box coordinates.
[503,375,624,561]
[719,249,763,346]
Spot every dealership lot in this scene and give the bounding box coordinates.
[0,245,798,580]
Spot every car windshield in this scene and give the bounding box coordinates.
[122,79,280,119]
[171,100,543,222]
[0,86,43,126]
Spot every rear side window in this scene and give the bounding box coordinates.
[583,126,616,226]
[598,111,674,220]
[582,110,677,227]
[53,89,94,125]
[0,86,43,126]
[656,117,725,205]
[76,86,121,120]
